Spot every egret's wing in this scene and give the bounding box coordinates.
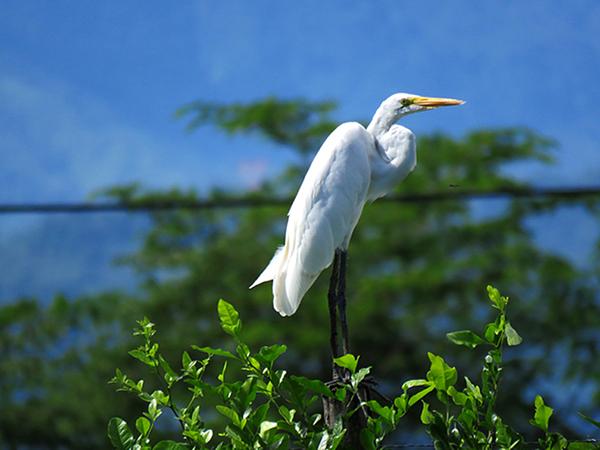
[273,122,373,315]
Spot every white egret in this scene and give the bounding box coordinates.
[250,93,464,357]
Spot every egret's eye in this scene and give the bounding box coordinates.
[400,98,413,108]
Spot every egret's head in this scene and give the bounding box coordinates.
[382,92,465,118]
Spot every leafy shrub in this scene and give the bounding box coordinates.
[109,287,599,449]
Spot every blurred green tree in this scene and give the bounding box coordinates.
[0,97,598,448]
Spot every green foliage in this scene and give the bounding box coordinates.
[333,354,359,374]
[532,395,554,433]
[109,288,599,449]
[446,330,485,349]
[415,287,599,450]
[217,299,242,338]
[418,286,521,449]
[174,97,338,154]
[108,418,136,449]
[109,300,354,449]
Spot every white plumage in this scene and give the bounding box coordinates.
[250,93,464,316]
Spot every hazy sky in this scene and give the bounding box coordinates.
[1,0,599,203]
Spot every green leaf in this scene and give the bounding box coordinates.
[112,368,125,384]
[494,416,510,446]
[330,419,346,450]
[146,398,163,421]
[334,387,347,402]
[278,405,295,423]
[151,390,169,406]
[394,394,408,415]
[223,425,246,447]
[152,441,188,450]
[408,384,435,407]
[487,285,508,311]
[236,343,251,360]
[181,351,192,369]
[551,434,569,450]
[238,377,258,409]
[577,412,600,429]
[484,322,498,343]
[317,430,330,450]
[250,403,271,424]
[258,344,287,363]
[360,429,377,450]
[420,402,434,425]
[366,400,394,424]
[290,375,334,398]
[426,353,457,391]
[458,408,477,429]
[402,379,431,390]
[128,348,155,366]
[190,406,200,425]
[530,395,553,432]
[135,416,151,437]
[191,345,237,359]
[218,361,227,383]
[273,369,287,387]
[505,322,523,346]
[184,428,212,445]
[148,343,159,358]
[259,420,277,437]
[488,348,502,365]
[158,355,178,385]
[447,386,468,405]
[351,367,371,389]
[465,377,483,404]
[447,330,486,348]
[217,299,241,337]
[134,317,156,338]
[333,354,358,374]
[199,429,213,444]
[216,405,242,428]
[107,417,135,450]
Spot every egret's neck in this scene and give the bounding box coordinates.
[367,107,399,137]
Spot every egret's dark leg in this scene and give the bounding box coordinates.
[337,250,350,355]
[328,252,341,359]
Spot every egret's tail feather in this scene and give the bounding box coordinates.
[273,268,295,316]
[273,253,319,317]
[249,246,285,289]
[251,246,319,317]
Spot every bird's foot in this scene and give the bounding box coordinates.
[325,365,351,389]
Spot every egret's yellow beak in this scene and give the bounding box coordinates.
[412,96,465,107]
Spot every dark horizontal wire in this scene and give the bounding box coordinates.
[383,445,433,449]
[1,185,600,215]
